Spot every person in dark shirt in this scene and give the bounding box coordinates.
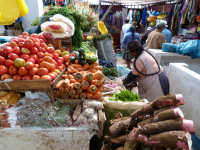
[141,27,152,46]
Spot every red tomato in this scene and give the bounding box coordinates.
[18,42,24,49]
[5,60,14,68]
[39,47,46,53]
[9,41,18,48]
[13,46,21,55]
[0,56,6,65]
[1,74,12,81]
[13,75,22,80]
[56,59,63,66]
[0,49,5,57]
[53,53,59,61]
[30,33,38,38]
[11,38,19,44]
[48,64,56,72]
[48,73,56,81]
[19,38,25,43]
[33,75,40,80]
[29,54,38,63]
[50,72,58,77]
[23,75,32,80]
[27,58,35,64]
[46,47,54,54]
[44,52,53,58]
[38,34,45,40]
[3,46,13,57]
[29,37,36,44]
[40,43,48,50]
[9,66,18,75]
[39,39,45,43]
[56,66,63,72]
[63,55,69,62]
[59,57,64,63]
[41,75,52,81]
[20,54,29,61]
[18,35,23,38]
[52,60,57,67]
[34,42,40,50]
[18,67,28,76]
[29,67,38,76]
[37,68,49,76]
[30,47,38,54]
[34,64,39,68]
[43,56,53,63]
[24,39,34,49]
[37,52,45,59]
[8,53,19,61]
[34,38,40,44]
[37,59,43,65]
[0,65,8,75]
[22,32,29,37]
[21,48,30,55]
[39,61,51,69]
[25,62,34,70]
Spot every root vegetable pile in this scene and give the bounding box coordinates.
[54,48,104,101]
[101,94,195,150]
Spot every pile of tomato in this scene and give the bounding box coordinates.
[0,32,69,82]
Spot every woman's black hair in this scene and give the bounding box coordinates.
[129,26,135,40]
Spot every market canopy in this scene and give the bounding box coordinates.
[84,0,179,5]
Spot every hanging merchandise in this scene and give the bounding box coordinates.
[127,10,133,22]
[157,6,167,20]
[57,0,65,6]
[107,11,123,29]
[141,9,147,26]
[0,0,29,25]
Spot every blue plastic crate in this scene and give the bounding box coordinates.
[192,134,200,150]
[115,54,122,57]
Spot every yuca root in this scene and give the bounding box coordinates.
[139,119,195,135]
[123,139,140,150]
[153,108,184,122]
[110,116,131,125]
[104,135,127,145]
[137,131,191,149]
[131,94,185,119]
[137,117,154,127]
[109,118,138,137]
[154,106,177,115]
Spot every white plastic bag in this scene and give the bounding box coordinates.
[41,21,71,33]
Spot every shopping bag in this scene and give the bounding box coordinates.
[0,0,20,25]
[17,0,29,17]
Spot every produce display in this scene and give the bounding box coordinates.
[101,94,195,150]
[81,40,97,56]
[54,48,104,101]
[0,32,69,83]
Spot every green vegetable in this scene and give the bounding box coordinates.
[78,48,86,55]
[103,67,118,77]
[79,58,86,66]
[70,56,76,63]
[109,90,140,102]
[81,40,97,54]
[87,56,98,64]
[83,54,89,61]
[72,51,79,60]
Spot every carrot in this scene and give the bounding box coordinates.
[90,80,100,86]
[74,72,83,82]
[81,80,89,90]
[99,79,104,86]
[94,66,103,71]
[88,63,95,69]
[69,89,75,97]
[62,75,68,78]
[83,63,89,71]
[85,92,93,99]
[64,55,70,62]
[68,83,74,90]
[96,97,103,102]
[71,64,82,68]
[80,71,88,76]
[83,72,94,82]
[93,71,103,80]
[76,88,82,94]
[64,87,69,93]
[74,59,79,64]
[97,86,104,92]
[80,93,86,99]
[54,90,61,98]
[68,65,78,73]
[65,61,69,66]
[94,62,99,66]
[55,79,64,88]
[62,78,70,87]
[87,85,97,94]
[73,82,81,89]
[76,68,83,71]
[74,94,79,99]
[92,91,102,99]
[59,87,65,93]
[92,69,98,73]
[68,74,74,79]
[70,79,76,83]
[61,93,69,99]
[67,67,72,73]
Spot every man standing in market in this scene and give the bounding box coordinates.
[122,19,131,35]
[162,21,172,43]
[146,21,166,50]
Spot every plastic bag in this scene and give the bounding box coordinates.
[0,0,20,25]
[41,21,71,33]
[17,0,29,17]
[42,31,72,38]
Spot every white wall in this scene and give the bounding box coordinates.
[22,0,44,30]
[168,63,200,137]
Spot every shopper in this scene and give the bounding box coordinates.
[162,21,172,43]
[141,27,152,46]
[126,21,137,33]
[121,26,141,69]
[122,19,131,35]
[146,21,166,50]
[123,40,169,102]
